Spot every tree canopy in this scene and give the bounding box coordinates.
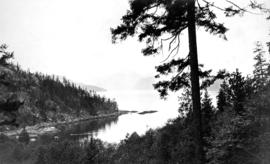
[111,1,269,163]
[111,0,262,98]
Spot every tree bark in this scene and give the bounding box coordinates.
[187,1,204,163]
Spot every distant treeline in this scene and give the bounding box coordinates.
[0,46,118,127]
[18,65,117,124]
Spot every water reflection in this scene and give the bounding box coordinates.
[54,116,119,142]
[31,90,217,144]
[55,90,179,143]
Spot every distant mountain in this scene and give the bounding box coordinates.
[76,82,106,92]
[98,72,155,91]
[56,76,106,92]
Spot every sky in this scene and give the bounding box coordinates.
[0,0,269,91]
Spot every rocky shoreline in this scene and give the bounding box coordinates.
[0,110,130,137]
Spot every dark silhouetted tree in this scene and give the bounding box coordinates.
[228,69,247,114]
[0,44,14,66]
[201,90,214,136]
[201,89,214,161]
[216,80,231,111]
[111,0,262,163]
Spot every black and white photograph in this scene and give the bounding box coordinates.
[0,0,269,163]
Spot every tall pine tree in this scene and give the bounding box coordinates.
[228,69,247,115]
[216,80,231,112]
[111,1,263,163]
[201,89,214,138]
[253,41,269,92]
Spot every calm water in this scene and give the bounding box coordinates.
[47,90,179,143]
[98,90,217,143]
[44,90,217,143]
[96,90,180,143]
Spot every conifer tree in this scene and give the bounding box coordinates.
[201,90,214,137]
[216,80,231,111]
[0,44,14,66]
[111,1,262,163]
[228,69,246,114]
[253,41,269,92]
[178,87,192,117]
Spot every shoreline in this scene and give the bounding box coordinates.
[0,110,130,137]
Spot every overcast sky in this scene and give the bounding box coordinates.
[0,0,269,90]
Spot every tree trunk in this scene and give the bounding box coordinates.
[187,1,204,163]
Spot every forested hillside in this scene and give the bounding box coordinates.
[0,42,268,164]
[0,45,118,129]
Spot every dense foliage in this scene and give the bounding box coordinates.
[0,43,269,163]
[104,44,270,163]
[111,1,262,162]
[0,134,116,164]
